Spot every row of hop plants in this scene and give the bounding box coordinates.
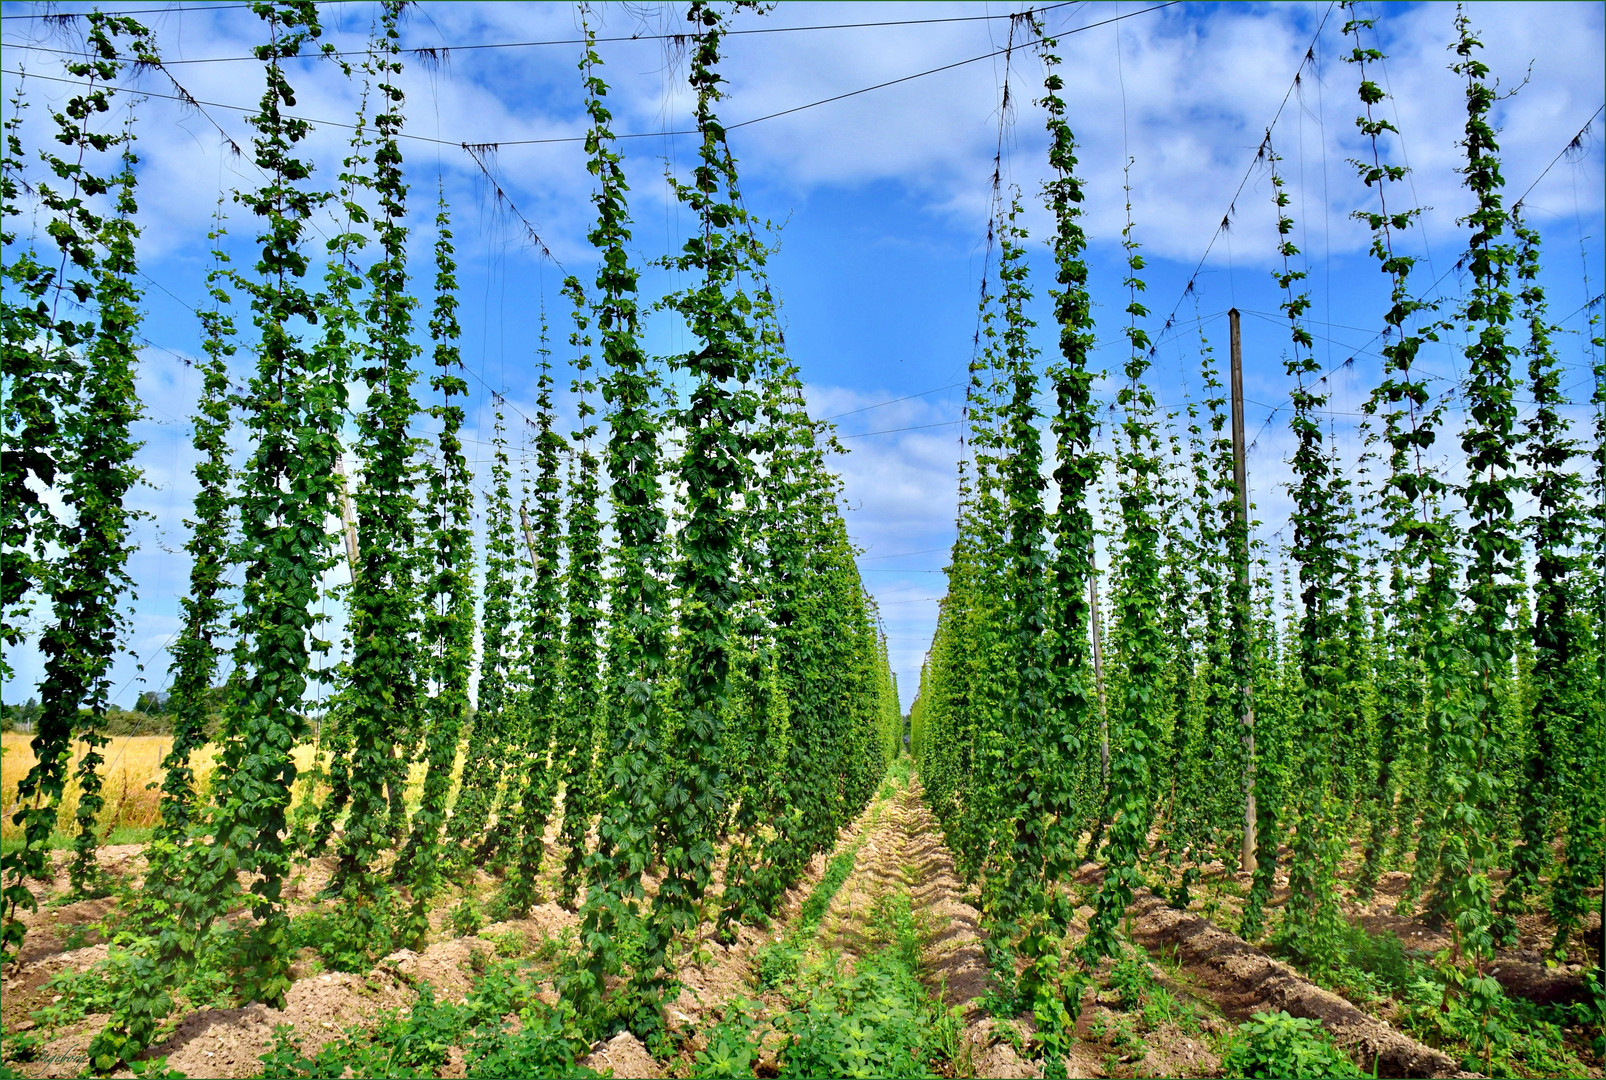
[0,1,901,1070]
[911,5,1603,1075]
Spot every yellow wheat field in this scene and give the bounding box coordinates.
[0,734,323,843]
[2,734,444,844]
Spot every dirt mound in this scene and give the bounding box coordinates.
[145,927,501,1078]
[14,895,118,966]
[8,845,147,967]
[1351,885,1598,1007]
[1124,891,1474,1079]
[963,1017,1044,1078]
[380,937,494,998]
[154,969,410,1078]
[2,941,113,1073]
[582,1030,660,1077]
[668,920,768,1030]
[1131,1018,1219,1078]
[480,900,582,951]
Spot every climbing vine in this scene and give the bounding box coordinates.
[397,189,474,944]
[557,275,604,905]
[1264,139,1346,972]
[504,314,567,913]
[1081,164,1162,965]
[2,10,155,950]
[336,0,422,926]
[146,205,236,895]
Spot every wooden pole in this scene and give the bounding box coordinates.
[519,505,540,574]
[1229,307,1257,874]
[1089,559,1109,781]
[335,454,359,577]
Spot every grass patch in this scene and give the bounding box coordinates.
[1106,948,1202,1035]
[1281,918,1600,1078]
[1270,918,1417,1004]
[1398,968,1601,1078]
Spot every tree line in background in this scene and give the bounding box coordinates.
[912,6,1603,1075]
[1,0,900,1068]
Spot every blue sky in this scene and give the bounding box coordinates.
[2,1,1602,713]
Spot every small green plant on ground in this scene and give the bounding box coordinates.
[1399,964,1598,1079]
[449,898,483,937]
[1218,1010,1361,1079]
[289,897,400,974]
[689,998,763,1079]
[1088,1011,1144,1054]
[31,962,126,1029]
[708,860,960,1080]
[62,921,91,952]
[771,891,955,1079]
[978,931,1021,1022]
[1276,919,1418,1004]
[257,962,599,1079]
[1106,944,1202,1034]
[752,785,887,990]
[479,927,526,960]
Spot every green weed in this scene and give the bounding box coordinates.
[448,899,483,938]
[256,964,599,1079]
[1399,964,1596,1078]
[689,999,762,1079]
[1104,944,1201,1034]
[1218,1010,1361,1079]
[769,891,951,1078]
[289,897,400,974]
[1273,918,1416,1003]
[753,820,871,992]
[1089,1011,1144,1054]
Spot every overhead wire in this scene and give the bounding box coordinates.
[818,381,967,422]
[838,419,965,440]
[858,546,952,562]
[1232,93,1604,461]
[1513,103,1604,211]
[1,0,1181,473]
[1145,2,1337,355]
[0,2,1178,151]
[3,2,1082,52]
[1238,96,1604,462]
[0,0,343,20]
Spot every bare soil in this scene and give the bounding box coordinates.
[14,783,1593,1079]
[584,1030,662,1078]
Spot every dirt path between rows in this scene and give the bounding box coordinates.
[1146,847,1601,1011]
[580,793,898,1078]
[814,774,1037,1079]
[11,774,1502,1079]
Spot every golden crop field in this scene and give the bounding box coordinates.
[0,735,325,842]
